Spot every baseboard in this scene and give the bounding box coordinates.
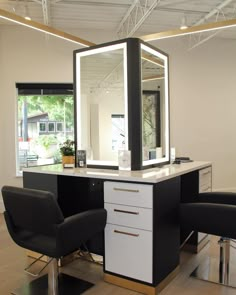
[104,266,179,295]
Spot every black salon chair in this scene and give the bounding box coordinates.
[2,185,107,295]
[180,191,236,288]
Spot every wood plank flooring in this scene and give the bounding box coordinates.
[1,213,236,294]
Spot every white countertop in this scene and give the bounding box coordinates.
[23,161,211,184]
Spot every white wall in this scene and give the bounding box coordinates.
[1,24,236,212]
[0,25,79,211]
[154,37,236,190]
[0,25,116,212]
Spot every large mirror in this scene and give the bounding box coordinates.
[141,43,169,167]
[75,42,128,167]
[75,38,169,169]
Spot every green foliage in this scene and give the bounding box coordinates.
[53,149,62,164]
[60,139,75,156]
[18,95,74,129]
[35,134,57,150]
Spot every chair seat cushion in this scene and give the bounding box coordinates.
[14,228,58,257]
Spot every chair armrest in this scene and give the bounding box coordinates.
[198,192,236,205]
[56,209,107,257]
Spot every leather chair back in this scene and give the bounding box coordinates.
[2,186,64,236]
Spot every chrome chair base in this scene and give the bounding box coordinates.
[12,273,94,295]
[191,238,236,288]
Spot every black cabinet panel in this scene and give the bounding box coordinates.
[23,172,58,197]
[57,175,90,217]
[153,176,181,285]
[180,171,199,247]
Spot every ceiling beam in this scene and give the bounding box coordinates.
[143,74,164,81]
[31,0,42,4]
[142,53,164,67]
[140,18,236,42]
[117,0,161,39]
[0,8,95,47]
[42,0,50,26]
[187,0,235,50]
[193,0,234,26]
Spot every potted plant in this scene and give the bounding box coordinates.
[59,139,75,167]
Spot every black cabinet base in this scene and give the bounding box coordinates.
[12,273,94,295]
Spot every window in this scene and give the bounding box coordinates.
[39,122,47,133]
[48,122,55,132]
[16,83,74,174]
[56,122,63,132]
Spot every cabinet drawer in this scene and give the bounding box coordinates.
[199,167,212,192]
[105,224,153,283]
[104,181,153,208]
[105,203,152,231]
[199,183,212,193]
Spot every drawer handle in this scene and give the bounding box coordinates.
[201,186,211,192]
[201,171,210,176]
[113,187,139,193]
[114,229,139,237]
[114,209,139,215]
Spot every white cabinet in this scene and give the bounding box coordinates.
[105,203,152,231]
[104,181,153,283]
[198,166,212,243]
[199,166,212,193]
[104,181,153,208]
[105,224,153,283]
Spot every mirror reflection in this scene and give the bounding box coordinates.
[141,44,169,166]
[76,43,128,166]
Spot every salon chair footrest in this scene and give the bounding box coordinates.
[12,273,94,295]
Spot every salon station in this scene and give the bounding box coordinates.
[1,1,236,295]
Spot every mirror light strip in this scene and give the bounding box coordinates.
[0,8,95,47]
[141,18,236,42]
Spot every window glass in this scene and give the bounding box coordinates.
[39,122,47,133]
[17,84,74,173]
[56,122,63,132]
[48,122,55,132]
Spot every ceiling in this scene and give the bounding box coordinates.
[0,0,236,46]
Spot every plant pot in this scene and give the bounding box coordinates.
[62,155,75,167]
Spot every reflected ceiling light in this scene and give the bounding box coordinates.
[180,16,188,30]
[141,18,236,42]
[0,8,95,47]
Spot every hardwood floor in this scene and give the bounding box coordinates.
[1,213,236,295]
